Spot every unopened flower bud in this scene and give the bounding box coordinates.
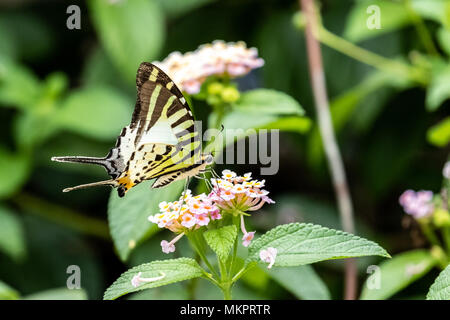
[220,87,240,103]
[433,208,450,227]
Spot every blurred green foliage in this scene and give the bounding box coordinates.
[0,0,449,300]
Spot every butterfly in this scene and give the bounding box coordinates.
[52,62,213,197]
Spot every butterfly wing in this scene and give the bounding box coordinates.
[131,63,202,166]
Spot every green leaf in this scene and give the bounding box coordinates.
[427,264,450,300]
[344,0,412,42]
[23,288,87,300]
[427,116,450,147]
[246,223,390,267]
[258,116,311,134]
[437,28,450,56]
[426,63,450,111]
[411,0,450,26]
[209,89,308,146]
[88,0,165,82]
[0,148,31,199]
[55,86,132,141]
[0,280,19,300]
[232,89,304,116]
[360,249,437,300]
[103,258,204,300]
[156,0,215,18]
[266,265,331,300]
[0,206,26,261]
[204,225,237,261]
[108,180,184,261]
[0,58,41,110]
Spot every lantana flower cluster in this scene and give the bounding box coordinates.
[154,40,264,94]
[148,170,274,253]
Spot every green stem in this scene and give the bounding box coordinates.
[316,24,428,85]
[221,284,232,300]
[11,192,110,240]
[443,227,450,256]
[420,221,442,247]
[187,233,221,279]
[404,0,438,55]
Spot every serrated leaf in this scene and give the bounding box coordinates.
[427,264,450,300]
[103,258,204,300]
[204,225,237,261]
[0,280,19,300]
[427,116,450,147]
[55,86,132,141]
[246,223,390,267]
[23,288,87,300]
[360,249,437,300]
[265,265,331,300]
[88,0,164,82]
[0,206,26,261]
[108,180,184,261]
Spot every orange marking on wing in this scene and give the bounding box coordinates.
[117,174,136,190]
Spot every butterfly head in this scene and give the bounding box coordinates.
[202,153,214,166]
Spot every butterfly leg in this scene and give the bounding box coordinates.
[176,177,191,215]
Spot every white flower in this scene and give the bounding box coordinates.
[130,271,166,288]
[259,247,277,269]
[242,231,255,247]
[161,240,176,254]
[443,161,450,179]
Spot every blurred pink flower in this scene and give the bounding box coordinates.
[399,189,434,219]
[154,40,264,94]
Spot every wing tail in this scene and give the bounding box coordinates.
[51,156,108,167]
[62,179,118,193]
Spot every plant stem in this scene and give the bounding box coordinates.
[187,233,221,279]
[11,192,110,240]
[420,221,441,247]
[221,284,232,300]
[315,22,428,85]
[442,227,450,255]
[300,0,357,300]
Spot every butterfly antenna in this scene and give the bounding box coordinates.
[51,156,109,167]
[62,179,117,193]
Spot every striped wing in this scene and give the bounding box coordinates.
[112,63,203,193]
[132,63,201,160]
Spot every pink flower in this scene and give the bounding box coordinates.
[181,213,197,228]
[161,240,176,254]
[260,247,277,269]
[399,189,434,219]
[242,231,255,247]
[154,41,264,95]
[195,214,210,226]
[130,271,166,288]
[209,170,274,213]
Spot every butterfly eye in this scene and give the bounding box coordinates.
[205,155,214,164]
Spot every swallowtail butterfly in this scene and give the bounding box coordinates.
[52,62,213,197]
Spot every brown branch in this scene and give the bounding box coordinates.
[300,0,357,300]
